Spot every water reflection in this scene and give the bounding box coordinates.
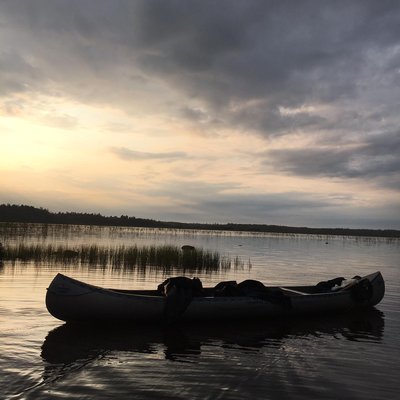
[41,309,384,382]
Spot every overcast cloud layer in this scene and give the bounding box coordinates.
[1,0,399,228]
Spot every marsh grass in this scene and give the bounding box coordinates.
[2,243,246,272]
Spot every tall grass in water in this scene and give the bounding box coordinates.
[1,243,245,272]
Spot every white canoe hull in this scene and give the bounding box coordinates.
[46,272,385,323]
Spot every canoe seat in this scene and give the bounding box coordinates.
[279,287,308,296]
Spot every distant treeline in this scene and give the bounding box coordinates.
[0,204,399,238]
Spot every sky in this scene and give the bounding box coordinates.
[0,0,399,229]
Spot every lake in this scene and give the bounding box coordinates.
[0,223,399,399]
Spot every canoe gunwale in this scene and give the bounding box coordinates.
[46,271,383,301]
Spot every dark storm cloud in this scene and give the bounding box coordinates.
[110,147,187,161]
[265,131,400,185]
[230,105,327,136]
[1,1,399,112]
[125,0,400,127]
[1,3,398,112]
[0,51,41,95]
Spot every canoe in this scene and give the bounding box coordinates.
[46,271,385,323]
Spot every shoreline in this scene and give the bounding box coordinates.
[1,204,399,238]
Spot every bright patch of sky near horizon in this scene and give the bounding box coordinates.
[0,0,399,229]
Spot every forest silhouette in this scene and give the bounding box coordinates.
[0,204,398,238]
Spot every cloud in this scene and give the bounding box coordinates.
[264,130,400,188]
[2,1,399,137]
[145,179,341,215]
[1,1,399,229]
[0,50,41,95]
[123,0,400,137]
[140,181,400,228]
[41,113,78,129]
[110,146,187,161]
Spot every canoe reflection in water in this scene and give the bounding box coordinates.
[41,309,384,382]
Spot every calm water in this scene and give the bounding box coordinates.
[0,224,399,400]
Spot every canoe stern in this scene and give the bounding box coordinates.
[367,271,385,307]
[46,273,165,323]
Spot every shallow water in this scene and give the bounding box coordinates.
[0,224,399,399]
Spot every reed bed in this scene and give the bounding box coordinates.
[1,243,246,272]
